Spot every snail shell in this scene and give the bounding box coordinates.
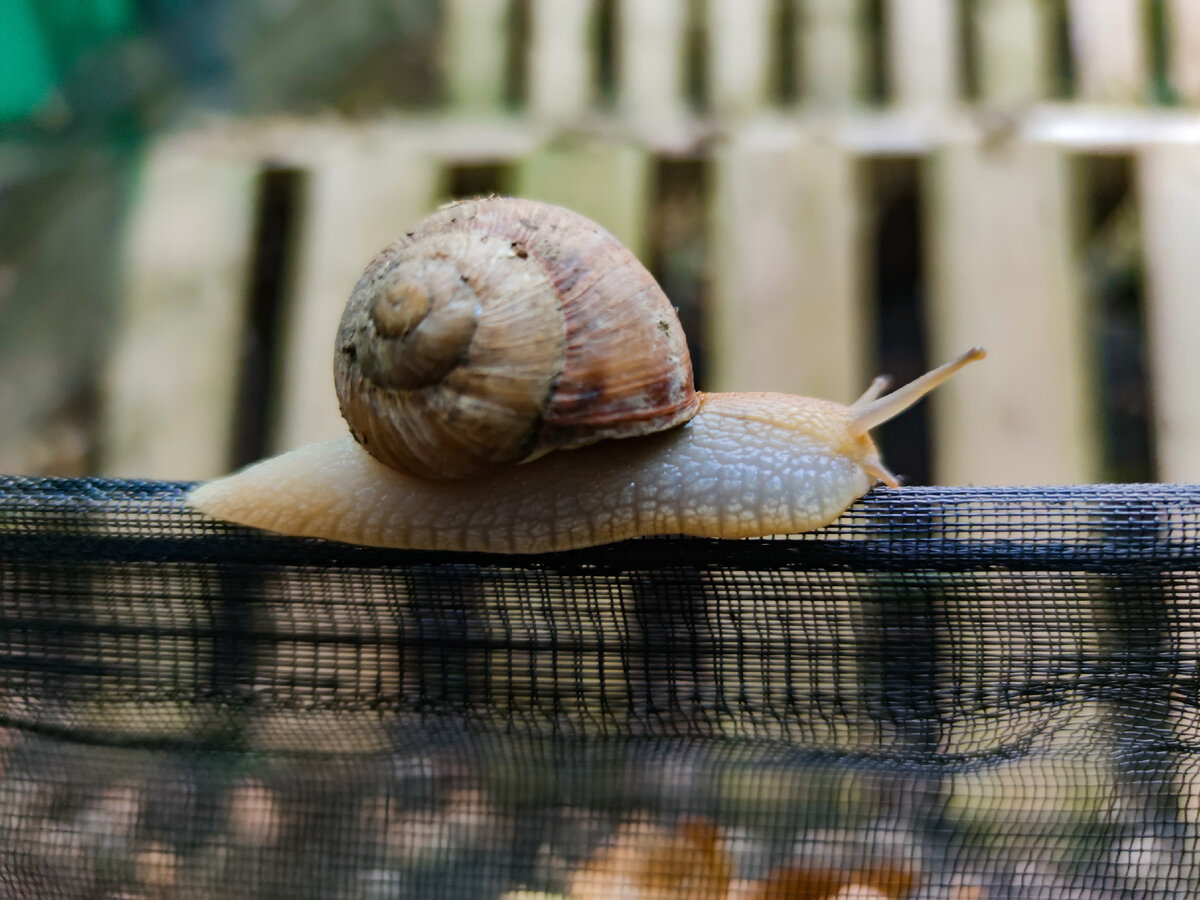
[335,197,698,480]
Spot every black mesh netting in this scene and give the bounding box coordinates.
[2,475,1200,899]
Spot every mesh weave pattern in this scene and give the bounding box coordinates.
[2,476,1199,899]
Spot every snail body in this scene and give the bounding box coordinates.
[189,392,868,554]
[188,197,984,554]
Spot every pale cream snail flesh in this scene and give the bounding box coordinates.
[188,197,984,554]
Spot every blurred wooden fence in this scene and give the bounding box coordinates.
[103,0,1200,489]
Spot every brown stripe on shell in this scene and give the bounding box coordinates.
[419,198,699,455]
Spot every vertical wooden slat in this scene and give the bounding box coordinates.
[1067,0,1148,103]
[618,0,688,128]
[709,129,863,401]
[885,0,959,106]
[102,138,258,479]
[1167,0,1200,103]
[801,0,866,107]
[273,138,439,452]
[707,0,773,116]
[927,141,1095,485]
[528,0,595,121]
[443,0,510,111]
[1138,145,1200,482]
[974,0,1051,105]
[512,141,651,256]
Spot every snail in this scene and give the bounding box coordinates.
[188,197,984,554]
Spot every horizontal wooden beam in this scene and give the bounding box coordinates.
[65,107,1200,169]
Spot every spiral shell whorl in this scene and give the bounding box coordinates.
[335,197,698,480]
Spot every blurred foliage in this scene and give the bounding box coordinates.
[1,0,138,124]
[2,0,448,142]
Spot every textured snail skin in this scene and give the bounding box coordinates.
[188,392,881,554]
